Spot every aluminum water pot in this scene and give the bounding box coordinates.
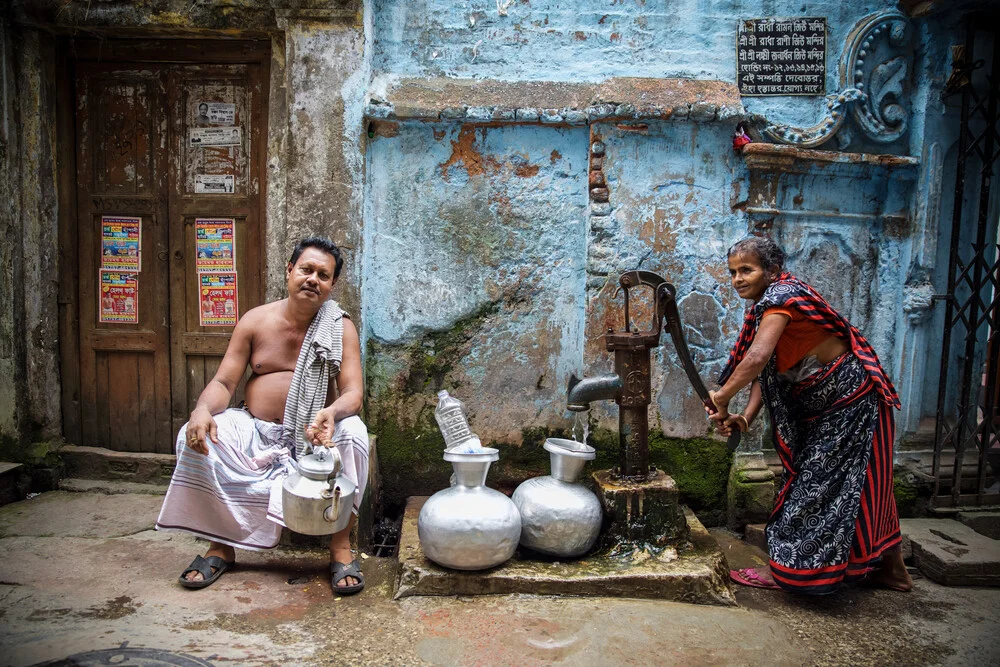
[512,438,602,557]
[418,447,521,570]
[282,445,356,536]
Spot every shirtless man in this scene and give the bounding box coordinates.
[156,237,369,594]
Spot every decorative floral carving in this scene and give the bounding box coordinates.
[841,11,910,144]
[760,89,863,147]
[755,9,911,148]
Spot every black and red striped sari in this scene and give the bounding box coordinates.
[719,273,901,594]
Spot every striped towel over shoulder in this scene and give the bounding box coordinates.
[283,300,345,457]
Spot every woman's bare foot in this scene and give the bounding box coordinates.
[866,547,913,591]
[184,542,236,582]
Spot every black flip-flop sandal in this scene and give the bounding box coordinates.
[179,555,234,589]
[330,559,365,595]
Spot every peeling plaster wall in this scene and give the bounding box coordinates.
[0,0,975,486]
[364,123,588,443]
[371,1,890,129]
[0,21,61,446]
[363,0,934,457]
[272,19,368,317]
[0,19,28,445]
[584,122,746,437]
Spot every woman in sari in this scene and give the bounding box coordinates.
[709,236,912,594]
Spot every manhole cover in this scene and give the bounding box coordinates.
[31,647,214,667]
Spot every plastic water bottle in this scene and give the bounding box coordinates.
[435,390,475,449]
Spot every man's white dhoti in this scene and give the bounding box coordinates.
[155,408,369,550]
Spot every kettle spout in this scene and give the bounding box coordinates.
[324,485,343,524]
[567,373,623,411]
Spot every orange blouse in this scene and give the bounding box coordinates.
[764,306,832,372]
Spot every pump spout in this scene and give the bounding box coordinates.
[567,373,623,411]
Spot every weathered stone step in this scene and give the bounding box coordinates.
[902,518,1000,587]
[60,445,176,485]
[395,496,735,605]
[0,462,27,507]
[59,477,167,495]
[957,511,1000,540]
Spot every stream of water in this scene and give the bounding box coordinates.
[572,412,590,445]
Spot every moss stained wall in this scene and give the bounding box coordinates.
[0,19,27,446]
[0,22,60,447]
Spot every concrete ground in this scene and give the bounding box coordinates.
[0,487,998,667]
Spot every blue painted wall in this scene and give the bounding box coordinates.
[361,0,959,460]
[371,1,894,133]
[364,123,589,442]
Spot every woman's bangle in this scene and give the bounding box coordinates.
[735,414,750,431]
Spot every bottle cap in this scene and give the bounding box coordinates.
[437,390,449,399]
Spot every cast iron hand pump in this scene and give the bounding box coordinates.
[567,271,739,480]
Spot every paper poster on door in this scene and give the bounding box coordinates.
[200,272,239,327]
[99,271,139,324]
[194,102,236,126]
[189,126,241,147]
[100,216,141,272]
[194,174,235,194]
[195,218,235,272]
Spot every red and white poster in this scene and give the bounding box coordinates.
[199,272,239,327]
[99,271,139,324]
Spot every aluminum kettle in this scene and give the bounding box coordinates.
[281,443,356,535]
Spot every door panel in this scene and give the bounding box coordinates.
[168,65,265,431]
[76,65,173,453]
[70,45,268,454]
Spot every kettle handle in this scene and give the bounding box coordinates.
[325,445,343,479]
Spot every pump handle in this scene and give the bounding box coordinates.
[658,284,742,451]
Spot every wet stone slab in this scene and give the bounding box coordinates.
[395,496,735,605]
[0,490,164,538]
[903,518,1000,587]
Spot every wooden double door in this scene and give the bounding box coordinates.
[64,41,269,454]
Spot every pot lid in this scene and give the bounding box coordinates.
[297,447,339,479]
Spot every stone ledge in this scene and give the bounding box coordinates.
[741,143,920,177]
[394,496,736,605]
[902,518,1000,587]
[957,511,1000,541]
[367,76,744,125]
[59,478,168,496]
[60,445,176,485]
